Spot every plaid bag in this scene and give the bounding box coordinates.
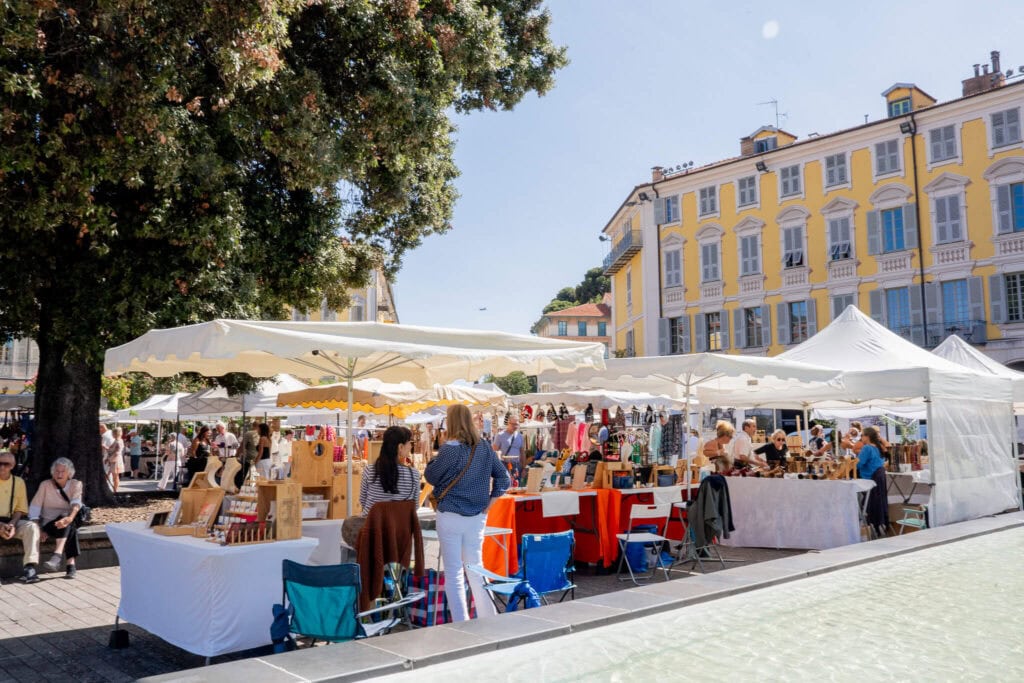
[404,568,477,626]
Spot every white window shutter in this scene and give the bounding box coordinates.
[760,306,771,347]
[681,315,691,354]
[968,276,984,324]
[654,198,666,225]
[997,185,1013,234]
[693,314,705,352]
[806,297,817,337]
[658,318,670,356]
[721,310,730,350]
[1008,108,1021,143]
[903,204,918,249]
[733,308,746,349]
[990,274,1006,323]
[866,210,881,254]
[776,302,790,346]
[869,289,885,324]
[909,287,924,345]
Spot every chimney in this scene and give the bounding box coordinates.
[992,50,1001,75]
[962,51,1007,96]
[651,166,664,182]
[973,64,980,77]
[740,136,755,157]
[983,64,989,75]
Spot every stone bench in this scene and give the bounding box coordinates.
[0,525,117,578]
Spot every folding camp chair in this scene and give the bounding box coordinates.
[467,530,576,610]
[276,560,423,646]
[616,504,672,584]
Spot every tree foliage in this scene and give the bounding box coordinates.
[0,0,567,498]
[532,266,609,332]
[484,371,535,396]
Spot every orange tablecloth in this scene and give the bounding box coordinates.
[483,497,518,575]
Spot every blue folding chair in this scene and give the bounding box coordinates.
[276,560,422,646]
[468,530,576,610]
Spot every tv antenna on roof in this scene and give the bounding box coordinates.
[757,98,787,129]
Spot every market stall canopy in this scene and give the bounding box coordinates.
[104,320,606,383]
[513,389,690,412]
[0,393,34,411]
[932,334,1024,407]
[178,374,308,417]
[276,379,507,419]
[114,392,192,422]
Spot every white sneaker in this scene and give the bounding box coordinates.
[42,555,62,573]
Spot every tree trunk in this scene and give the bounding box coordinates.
[31,336,113,506]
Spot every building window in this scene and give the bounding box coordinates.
[1007,273,1024,322]
[991,108,1022,148]
[597,321,607,337]
[875,139,900,175]
[699,186,718,216]
[577,321,588,336]
[997,182,1024,233]
[320,299,337,322]
[824,153,848,187]
[755,137,777,153]
[941,280,969,326]
[625,330,635,357]
[740,235,760,276]
[929,125,957,162]
[701,243,720,282]
[782,226,804,268]
[737,176,758,207]
[882,207,906,252]
[291,309,310,322]
[663,248,682,287]
[832,294,855,319]
[348,296,365,321]
[625,269,632,308]
[886,287,911,332]
[828,217,852,260]
[780,165,801,197]
[669,317,687,355]
[744,307,764,348]
[934,195,963,243]
[557,321,568,336]
[705,312,722,351]
[655,195,680,224]
[788,301,809,344]
[888,98,911,118]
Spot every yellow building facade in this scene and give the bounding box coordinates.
[289,266,399,324]
[603,57,1024,367]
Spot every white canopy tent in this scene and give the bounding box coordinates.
[772,306,1019,526]
[932,334,1024,410]
[105,319,606,514]
[178,374,309,418]
[513,389,690,412]
[277,379,507,419]
[0,393,35,411]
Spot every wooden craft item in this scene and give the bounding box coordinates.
[650,465,675,485]
[203,457,223,489]
[188,472,211,489]
[220,457,241,493]
[592,461,631,489]
[290,440,335,486]
[155,486,226,535]
[257,480,303,540]
[570,464,588,490]
[525,466,545,494]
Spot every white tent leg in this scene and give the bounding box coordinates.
[346,370,355,517]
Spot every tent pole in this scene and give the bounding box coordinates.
[346,368,355,517]
[173,413,180,491]
[155,420,163,480]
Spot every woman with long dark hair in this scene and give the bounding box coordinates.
[341,425,419,548]
[859,426,890,536]
[185,426,211,482]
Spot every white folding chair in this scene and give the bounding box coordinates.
[616,503,672,584]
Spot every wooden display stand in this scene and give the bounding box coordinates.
[591,461,632,489]
[649,465,676,486]
[256,480,303,540]
[154,487,225,536]
[367,440,383,464]
[290,440,335,487]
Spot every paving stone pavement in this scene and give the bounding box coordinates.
[0,540,803,682]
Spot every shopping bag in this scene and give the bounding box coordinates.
[404,568,476,626]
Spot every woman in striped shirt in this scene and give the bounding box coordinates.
[341,426,420,548]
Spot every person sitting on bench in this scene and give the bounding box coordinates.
[0,450,41,583]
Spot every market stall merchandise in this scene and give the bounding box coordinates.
[107,522,317,658]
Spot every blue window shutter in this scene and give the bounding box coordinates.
[869,289,885,324]
[761,306,771,347]
[806,297,817,337]
[903,204,918,249]
[997,185,1013,234]
[867,210,881,254]
[990,274,1006,323]
[909,286,924,345]
[694,313,706,352]
[654,198,666,225]
[776,302,790,346]
[968,276,984,324]
[658,318,669,356]
[681,316,691,354]
[733,308,746,349]
[721,310,730,350]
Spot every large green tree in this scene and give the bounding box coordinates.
[0,0,566,501]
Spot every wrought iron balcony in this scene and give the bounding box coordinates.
[603,230,643,274]
[886,319,987,347]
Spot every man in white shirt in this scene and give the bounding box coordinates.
[214,421,239,459]
[99,424,114,455]
[731,419,760,468]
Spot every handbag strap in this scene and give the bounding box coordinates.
[435,442,477,505]
[54,478,73,506]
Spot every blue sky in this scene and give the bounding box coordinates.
[393,0,1022,334]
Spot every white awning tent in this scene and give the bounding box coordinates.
[105,319,606,514]
[114,392,193,422]
[178,374,309,417]
[513,389,690,412]
[932,334,1024,409]
[774,306,1019,526]
[276,379,507,420]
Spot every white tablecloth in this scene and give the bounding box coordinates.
[720,478,868,550]
[107,522,317,657]
[302,519,343,565]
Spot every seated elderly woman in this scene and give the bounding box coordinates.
[29,457,83,579]
[702,421,735,473]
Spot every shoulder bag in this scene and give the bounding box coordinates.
[54,480,91,527]
[428,442,477,511]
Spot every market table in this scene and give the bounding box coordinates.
[107,522,317,658]
[720,477,871,550]
[886,470,933,505]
